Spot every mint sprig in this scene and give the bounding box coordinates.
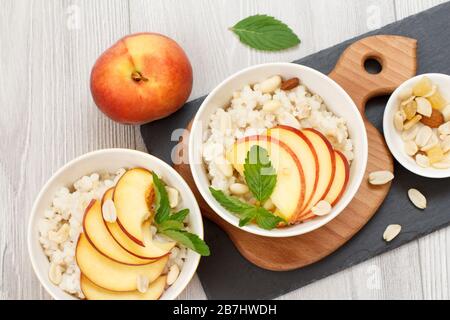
[230,15,300,51]
[152,172,210,256]
[210,146,284,230]
[153,172,170,224]
[244,146,277,202]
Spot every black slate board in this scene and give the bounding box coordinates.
[141,2,450,299]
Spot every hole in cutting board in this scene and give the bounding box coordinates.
[364,57,383,74]
[365,95,390,132]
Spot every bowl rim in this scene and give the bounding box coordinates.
[383,73,450,179]
[188,62,368,238]
[27,148,203,300]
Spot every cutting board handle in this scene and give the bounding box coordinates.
[329,35,417,113]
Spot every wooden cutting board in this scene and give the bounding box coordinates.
[173,35,417,271]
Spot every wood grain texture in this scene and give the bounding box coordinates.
[395,0,450,301]
[0,0,447,300]
[173,35,417,272]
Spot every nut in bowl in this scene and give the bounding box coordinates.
[189,63,368,238]
[384,73,450,178]
[28,149,207,300]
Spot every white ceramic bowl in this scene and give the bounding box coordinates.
[384,73,450,179]
[189,62,368,238]
[28,148,203,300]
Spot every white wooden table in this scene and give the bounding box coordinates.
[1,0,449,300]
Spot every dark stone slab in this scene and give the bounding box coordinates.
[141,2,450,299]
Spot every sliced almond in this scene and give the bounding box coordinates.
[48,224,70,244]
[441,135,450,153]
[369,171,394,185]
[404,115,423,131]
[402,124,420,141]
[48,262,63,285]
[394,111,405,131]
[102,199,117,223]
[441,105,450,122]
[405,140,419,156]
[166,186,179,208]
[420,133,439,152]
[432,159,450,169]
[423,84,438,98]
[383,224,402,242]
[408,188,427,209]
[416,97,433,117]
[166,265,180,286]
[438,122,450,136]
[398,87,413,101]
[401,95,415,106]
[136,274,149,293]
[415,126,433,147]
[415,154,430,168]
[311,200,332,216]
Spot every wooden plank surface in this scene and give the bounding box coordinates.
[0,0,447,300]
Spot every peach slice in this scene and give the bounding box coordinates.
[83,199,154,265]
[114,168,154,245]
[80,274,167,300]
[226,135,305,223]
[301,149,349,222]
[268,126,319,214]
[76,233,168,292]
[298,128,336,217]
[324,150,350,206]
[102,188,175,260]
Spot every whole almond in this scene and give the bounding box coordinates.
[408,188,427,210]
[281,77,300,91]
[369,171,394,185]
[383,224,402,242]
[420,109,445,128]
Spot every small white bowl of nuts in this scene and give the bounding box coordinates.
[384,73,450,178]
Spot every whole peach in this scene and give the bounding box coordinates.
[91,33,193,124]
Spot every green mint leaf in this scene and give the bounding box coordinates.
[162,229,210,256]
[152,172,170,224]
[244,146,277,202]
[170,209,189,222]
[210,187,254,213]
[238,208,258,227]
[230,14,300,51]
[158,220,184,232]
[255,207,284,230]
